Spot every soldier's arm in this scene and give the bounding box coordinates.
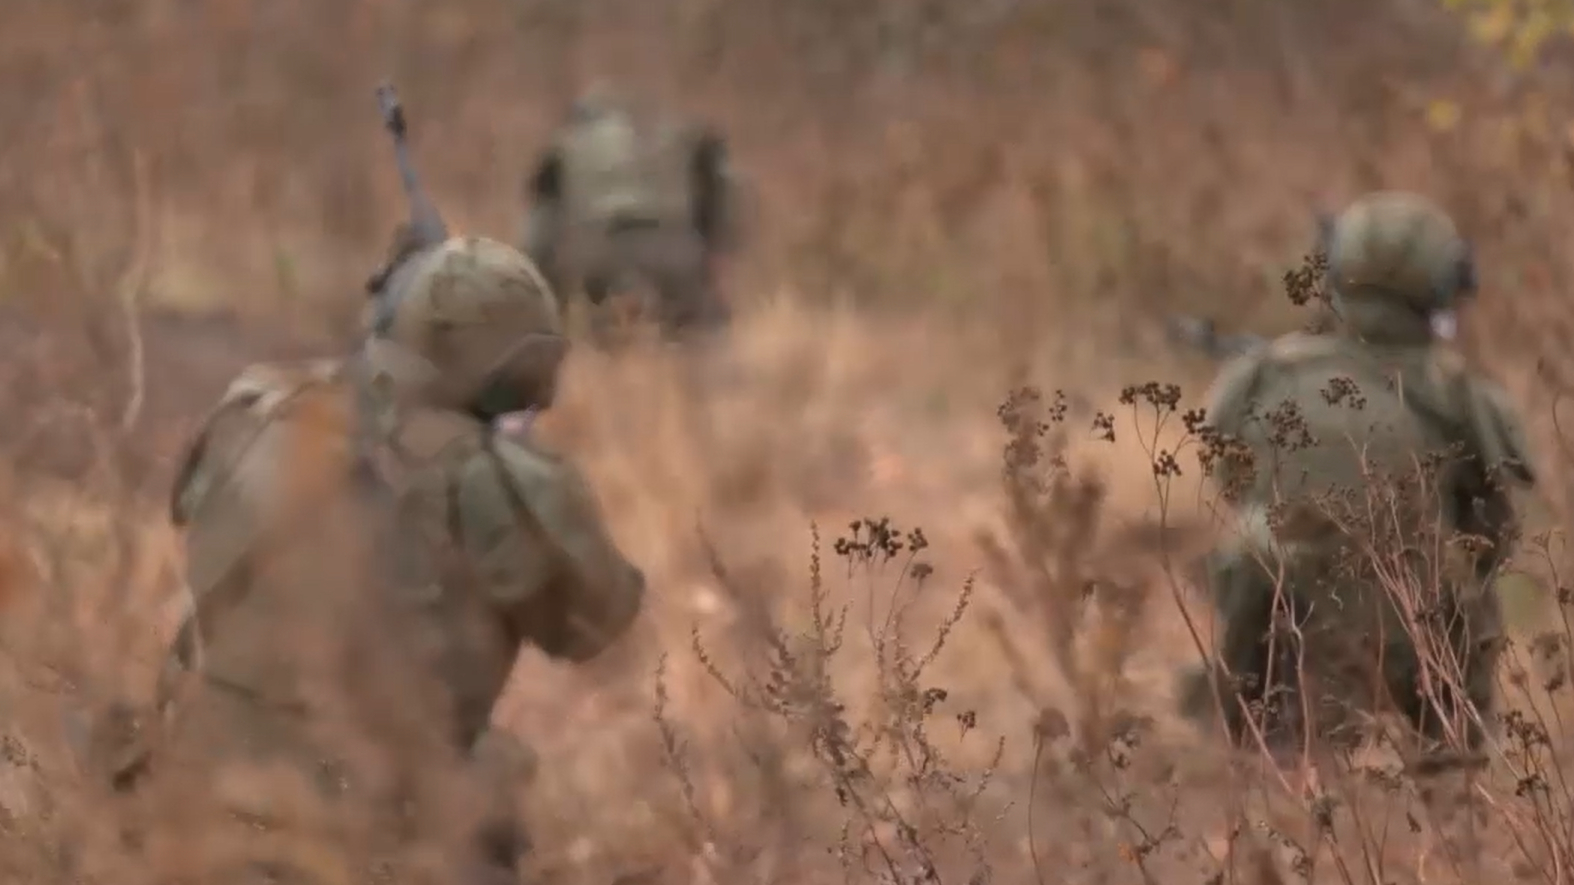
[1460,376,1536,487]
[169,377,274,526]
[518,147,565,280]
[690,127,741,254]
[1202,349,1271,438]
[454,440,645,663]
[1199,348,1272,500]
[1433,371,1540,585]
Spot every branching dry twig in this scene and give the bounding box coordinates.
[117,147,155,434]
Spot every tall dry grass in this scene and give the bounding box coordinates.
[5,0,1574,882]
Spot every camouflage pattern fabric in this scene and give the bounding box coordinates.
[149,360,476,883]
[520,90,737,338]
[555,98,699,230]
[155,353,641,881]
[375,235,567,419]
[1185,193,1534,756]
[150,236,643,882]
[348,338,646,733]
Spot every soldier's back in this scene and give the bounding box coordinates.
[147,358,477,882]
[555,102,696,227]
[1214,332,1471,525]
[167,348,643,747]
[171,358,357,592]
[163,357,431,739]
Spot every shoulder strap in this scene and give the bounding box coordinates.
[1202,344,1273,436]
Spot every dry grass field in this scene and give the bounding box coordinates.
[5,0,1574,882]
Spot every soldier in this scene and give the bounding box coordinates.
[136,87,645,883]
[149,234,644,882]
[1179,192,1535,760]
[519,86,740,339]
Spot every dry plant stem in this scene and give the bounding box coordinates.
[1125,396,1333,885]
[1126,398,1281,882]
[1129,386,1443,885]
[1128,398,1301,800]
[693,522,955,885]
[1539,550,1574,746]
[1027,731,1049,885]
[118,147,154,434]
[651,654,720,867]
[1471,783,1565,884]
[1333,466,1475,754]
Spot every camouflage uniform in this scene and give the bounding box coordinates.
[152,236,645,882]
[519,88,739,338]
[1181,193,1534,755]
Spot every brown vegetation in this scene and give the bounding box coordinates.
[5,0,1574,882]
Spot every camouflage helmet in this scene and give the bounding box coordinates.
[1324,191,1475,315]
[381,236,567,417]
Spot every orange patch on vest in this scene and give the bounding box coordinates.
[268,381,360,521]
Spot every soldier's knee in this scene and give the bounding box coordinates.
[1177,665,1223,723]
[1177,661,1261,745]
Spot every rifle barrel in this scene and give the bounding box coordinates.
[376,82,447,244]
[1164,315,1265,361]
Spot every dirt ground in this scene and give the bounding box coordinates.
[4,0,1574,882]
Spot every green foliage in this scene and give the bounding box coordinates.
[1444,0,1574,69]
